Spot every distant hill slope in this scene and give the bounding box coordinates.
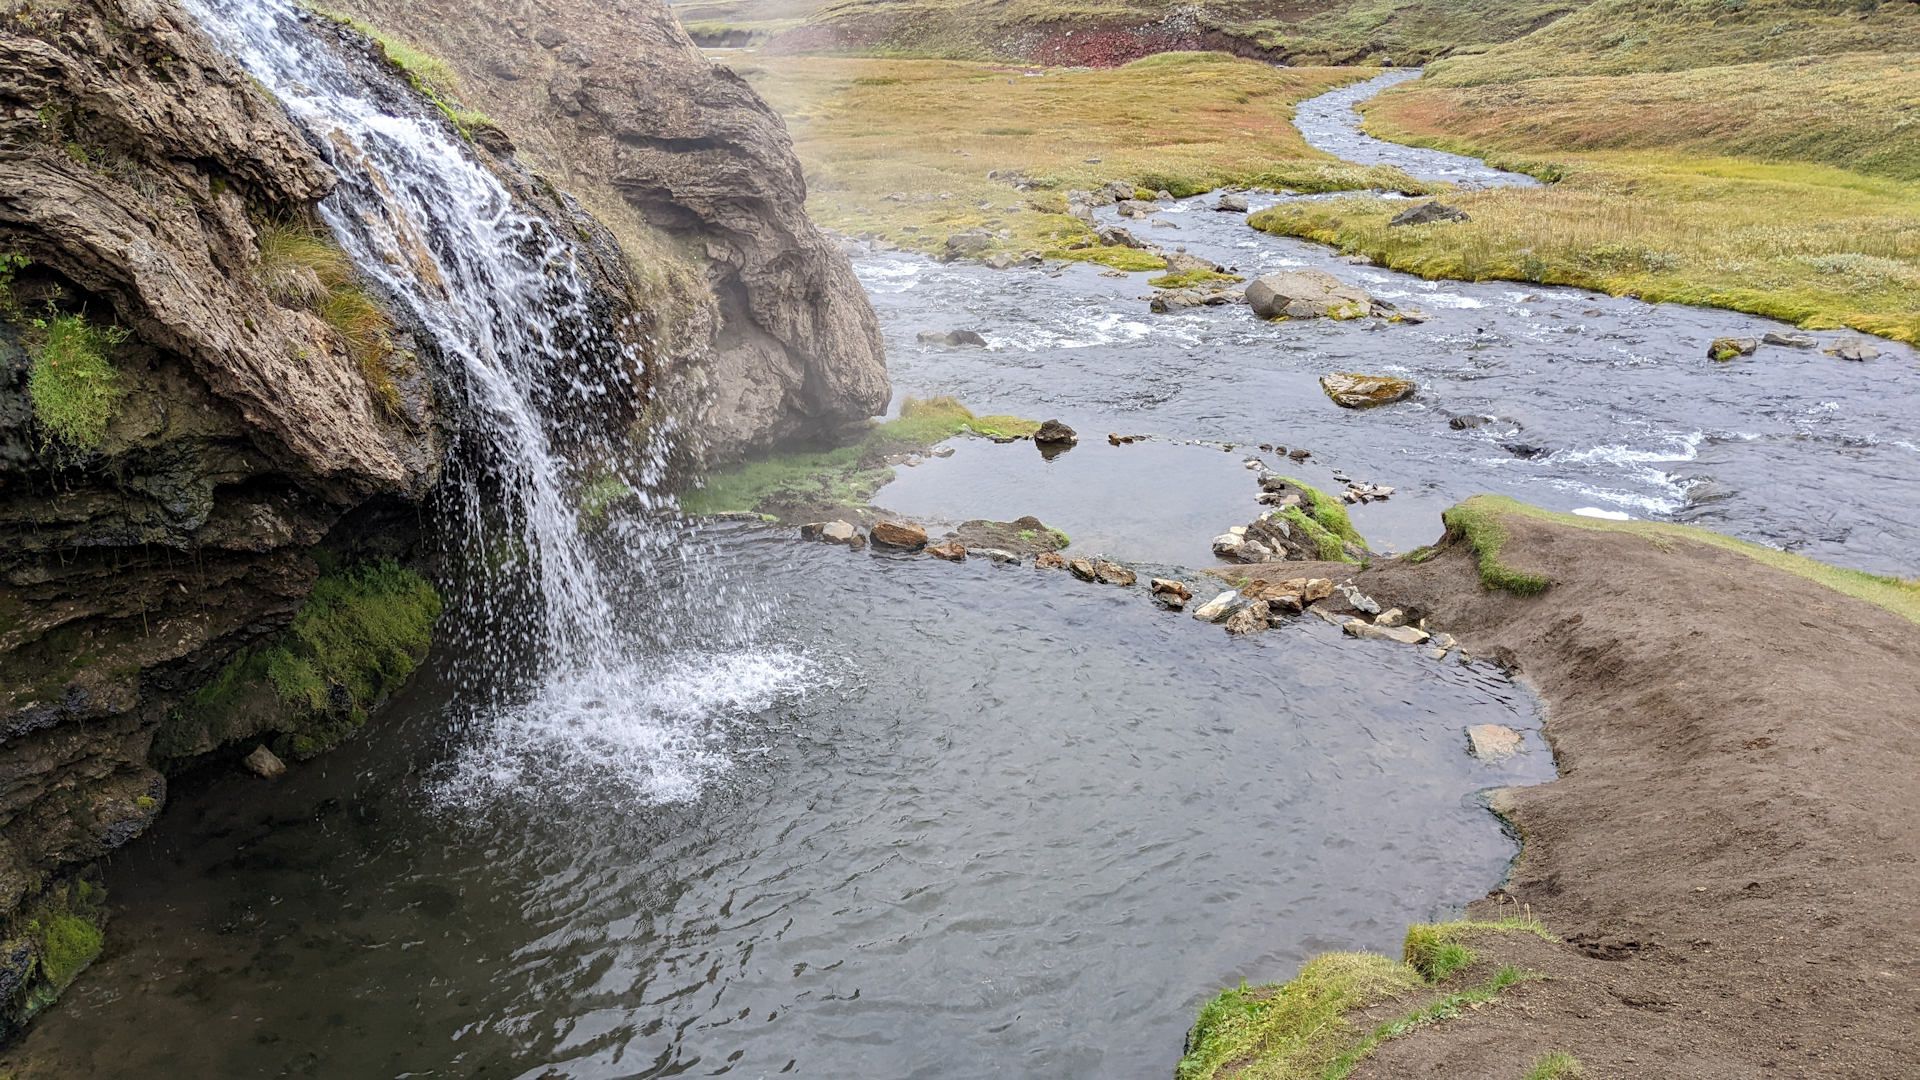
[672,0,1595,65]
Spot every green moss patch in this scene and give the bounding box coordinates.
[1149,269,1244,289]
[680,396,1038,518]
[1042,245,1169,273]
[304,5,495,140]
[1179,917,1550,1080]
[25,312,128,452]
[1275,477,1367,563]
[0,873,108,1036]
[1441,498,1553,597]
[156,560,441,767]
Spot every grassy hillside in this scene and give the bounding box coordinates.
[732,53,1434,264]
[1249,0,1920,343]
[682,0,1594,63]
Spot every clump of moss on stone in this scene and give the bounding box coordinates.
[680,396,1040,518]
[25,311,128,452]
[1441,499,1554,596]
[1273,477,1367,563]
[254,218,405,415]
[0,873,108,1036]
[1148,269,1244,289]
[156,560,441,766]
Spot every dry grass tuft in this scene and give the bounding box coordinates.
[255,220,405,415]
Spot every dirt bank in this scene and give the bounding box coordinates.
[1335,505,1920,1077]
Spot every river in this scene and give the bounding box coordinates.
[8,67,1912,1080]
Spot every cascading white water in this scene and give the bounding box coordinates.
[187,0,814,805]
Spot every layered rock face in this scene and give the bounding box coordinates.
[337,0,891,462]
[1,0,444,911]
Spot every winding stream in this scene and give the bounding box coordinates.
[10,63,1909,1080]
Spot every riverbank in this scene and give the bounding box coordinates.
[1179,498,1920,1076]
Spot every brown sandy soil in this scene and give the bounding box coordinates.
[1319,513,1920,1079]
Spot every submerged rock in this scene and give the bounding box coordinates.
[1320,373,1415,408]
[1762,331,1817,348]
[1389,202,1471,227]
[1246,270,1373,320]
[244,746,287,779]
[1151,579,1193,609]
[800,520,867,548]
[1467,724,1524,762]
[870,521,929,551]
[1708,337,1760,361]
[917,329,988,347]
[1826,337,1881,362]
[1092,560,1137,586]
[976,547,1021,564]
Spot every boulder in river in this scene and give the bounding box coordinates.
[1213,193,1249,213]
[1389,202,1471,227]
[1246,270,1373,320]
[1762,331,1817,348]
[870,520,928,551]
[1320,372,1416,408]
[1035,552,1070,569]
[1708,337,1759,361]
[1192,591,1240,622]
[1033,419,1079,446]
[1117,199,1155,219]
[1223,602,1270,636]
[1068,558,1098,582]
[917,329,988,347]
[1151,579,1193,609]
[1826,337,1881,362]
[1163,252,1224,274]
[1093,560,1137,586]
[800,520,866,548]
[926,541,967,562]
[977,547,1021,564]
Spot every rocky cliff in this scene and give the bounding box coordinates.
[333,0,891,462]
[0,0,888,1033]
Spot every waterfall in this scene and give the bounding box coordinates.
[186,0,812,805]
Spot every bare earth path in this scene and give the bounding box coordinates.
[1329,513,1920,1078]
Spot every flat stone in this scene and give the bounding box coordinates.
[976,547,1020,564]
[1151,578,1193,600]
[1193,591,1239,622]
[244,745,286,779]
[1320,372,1415,408]
[1761,331,1817,348]
[1467,724,1524,762]
[1826,337,1881,362]
[1344,621,1431,645]
[1213,193,1249,213]
[1092,560,1136,586]
[1376,608,1407,628]
[926,541,967,561]
[870,520,928,551]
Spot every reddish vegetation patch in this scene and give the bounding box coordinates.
[1032,27,1205,67]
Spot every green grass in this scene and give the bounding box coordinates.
[1281,505,1353,563]
[1149,269,1244,289]
[25,312,128,452]
[1178,918,1548,1080]
[255,219,404,414]
[304,5,494,138]
[1290,477,1366,551]
[734,55,1436,262]
[1446,495,1920,625]
[680,397,1039,517]
[1524,1051,1586,1080]
[1441,498,1554,596]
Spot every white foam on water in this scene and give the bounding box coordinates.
[854,257,925,294]
[433,651,820,809]
[996,309,1157,351]
[1571,507,1633,521]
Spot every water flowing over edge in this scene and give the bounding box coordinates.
[187,0,814,808]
